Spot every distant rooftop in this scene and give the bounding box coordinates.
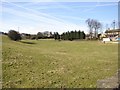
[105,29,120,33]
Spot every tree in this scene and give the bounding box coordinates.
[78,30,81,39]
[67,31,70,40]
[86,18,102,39]
[85,18,94,39]
[61,33,65,40]
[82,31,86,39]
[57,32,60,40]
[93,20,102,38]
[71,31,74,40]
[50,32,53,38]
[80,31,83,39]
[54,32,60,40]
[8,30,21,41]
[65,32,68,40]
[30,35,37,40]
[76,31,79,39]
[60,30,86,41]
[36,32,44,40]
[54,32,57,40]
[69,31,73,41]
[74,30,77,39]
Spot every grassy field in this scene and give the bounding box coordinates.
[2,35,118,88]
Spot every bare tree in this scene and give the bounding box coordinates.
[85,18,94,39]
[93,20,102,38]
[86,18,102,39]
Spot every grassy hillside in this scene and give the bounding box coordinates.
[2,35,118,88]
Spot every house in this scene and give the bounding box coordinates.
[105,29,120,37]
[105,29,120,41]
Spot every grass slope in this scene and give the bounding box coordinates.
[2,35,118,88]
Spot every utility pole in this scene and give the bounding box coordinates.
[118,21,120,29]
[113,20,115,30]
[112,20,115,37]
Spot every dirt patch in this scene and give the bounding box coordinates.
[97,69,120,89]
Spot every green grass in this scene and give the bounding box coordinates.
[2,35,118,88]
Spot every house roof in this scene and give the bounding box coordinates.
[105,29,120,33]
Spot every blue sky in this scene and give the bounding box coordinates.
[1,0,118,34]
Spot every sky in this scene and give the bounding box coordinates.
[0,0,119,34]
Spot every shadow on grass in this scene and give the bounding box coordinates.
[19,41,36,44]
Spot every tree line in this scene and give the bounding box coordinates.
[5,18,119,41]
[6,30,86,41]
[5,30,54,41]
[54,30,86,41]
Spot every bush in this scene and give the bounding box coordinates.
[30,35,36,40]
[36,32,44,40]
[8,30,21,41]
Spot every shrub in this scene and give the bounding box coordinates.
[8,30,21,41]
[30,35,36,40]
[36,32,44,40]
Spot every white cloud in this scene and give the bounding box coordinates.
[2,1,117,35]
[2,2,88,34]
